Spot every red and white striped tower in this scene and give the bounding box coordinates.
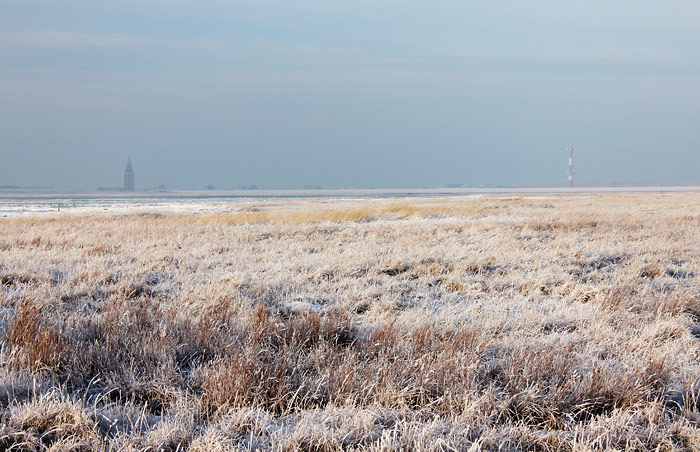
[567,144,574,187]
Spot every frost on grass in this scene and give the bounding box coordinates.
[0,194,699,451]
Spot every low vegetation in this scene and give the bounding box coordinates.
[0,194,699,450]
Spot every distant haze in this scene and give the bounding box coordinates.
[1,1,699,189]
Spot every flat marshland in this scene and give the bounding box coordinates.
[1,194,700,451]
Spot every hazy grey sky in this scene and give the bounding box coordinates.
[1,1,699,189]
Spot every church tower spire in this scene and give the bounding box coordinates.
[124,158,135,191]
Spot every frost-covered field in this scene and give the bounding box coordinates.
[1,194,700,451]
[3,185,700,216]
[0,194,252,216]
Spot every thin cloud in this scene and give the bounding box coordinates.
[0,30,151,48]
[436,46,689,62]
[0,29,345,55]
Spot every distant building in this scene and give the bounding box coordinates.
[124,158,135,191]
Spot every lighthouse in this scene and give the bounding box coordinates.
[567,145,573,187]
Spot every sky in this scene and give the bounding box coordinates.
[1,1,699,189]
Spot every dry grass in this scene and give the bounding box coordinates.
[0,193,699,450]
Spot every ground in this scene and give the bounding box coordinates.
[0,193,699,451]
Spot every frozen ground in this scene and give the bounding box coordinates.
[0,194,699,450]
[2,185,700,217]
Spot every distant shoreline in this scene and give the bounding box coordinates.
[1,185,700,200]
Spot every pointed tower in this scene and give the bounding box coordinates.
[124,158,135,191]
[567,144,573,187]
